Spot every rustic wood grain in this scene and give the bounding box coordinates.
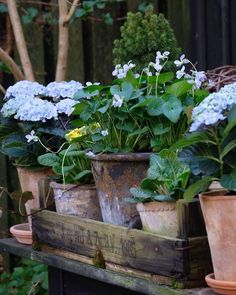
[32,210,188,277]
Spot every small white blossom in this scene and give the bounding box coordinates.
[86,151,95,157]
[174,54,190,68]
[112,61,136,79]
[176,66,186,79]
[193,71,207,89]
[135,73,140,78]
[143,67,153,76]
[25,130,39,143]
[101,130,109,137]
[112,94,123,108]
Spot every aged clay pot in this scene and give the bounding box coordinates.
[200,192,236,282]
[136,201,178,237]
[10,223,32,245]
[205,273,236,295]
[88,153,150,227]
[16,166,52,218]
[50,182,102,221]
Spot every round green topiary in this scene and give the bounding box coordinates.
[113,6,181,72]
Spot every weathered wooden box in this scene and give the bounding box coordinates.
[32,199,212,289]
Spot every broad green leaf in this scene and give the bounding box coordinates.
[220,140,236,160]
[153,124,170,135]
[98,100,110,113]
[166,80,192,96]
[162,96,182,123]
[121,82,133,99]
[223,117,236,139]
[38,153,61,167]
[146,97,164,116]
[183,177,214,202]
[220,170,236,190]
[158,72,174,84]
[194,89,209,103]
[153,194,174,202]
[130,187,153,200]
[130,96,157,110]
[72,101,88,114]
[116,122,135,132]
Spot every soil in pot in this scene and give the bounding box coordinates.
[50,182,102,221]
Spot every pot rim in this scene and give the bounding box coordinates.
[88,152,151,162]
[50,181,96,190]
[200,193,236,200]
[137,201,176,212]
[206,273,236,287]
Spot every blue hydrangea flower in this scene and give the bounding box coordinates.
[45,81,83,99]
[56,99,77,116]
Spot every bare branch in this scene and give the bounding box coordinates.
[55,0,69,81]
[64,0,80,24]
[0,47,25,81]
[7,0,35,81]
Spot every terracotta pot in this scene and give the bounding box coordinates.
[10,223,32,245]
[205,273,236,295]
[88,153,150,227]
[16,166,53,220]
[200,192,236,281]
[50,182,102,221]
[136,201,178,237]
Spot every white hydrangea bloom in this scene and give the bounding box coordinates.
[1,95,30,117]
[4,80,46,100]
[14,98,58,122]
[56,99,77,116]
[46,80,83,99]
[190,91,236,132]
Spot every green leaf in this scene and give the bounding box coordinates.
[37,153,61,167]
[170,132,216,151]
[223,117,236,139]
[146,97,164,116]
[166,80,192,96]
[130,187,153,200]
[161,96,182,123]
[98,100,110,113]
[194,89,209,103]
[153,124,170,135]
[116,122,134,132]
[220,140,236,160]
[73,170,92,181]
[183,177,213,202]
[220,170,236,190]
[121,82,133,99]
[75,8,86,18]
[153,194,174,201]
[158,72,174,84]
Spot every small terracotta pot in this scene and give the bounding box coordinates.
[200,193,236,281]
[50,182,102,221]
[10,223,32,245]
[136,201,178,237]
[205,273,236,295]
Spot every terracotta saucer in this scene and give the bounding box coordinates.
[10,223,32,245]
[205,273,236,295]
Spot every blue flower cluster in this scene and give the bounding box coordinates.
[1,80,83,122]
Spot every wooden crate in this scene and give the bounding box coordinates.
[32,200,212,289]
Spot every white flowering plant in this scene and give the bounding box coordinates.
[0,80,83,168]
[71,52,210,153]
[171,82,236,201]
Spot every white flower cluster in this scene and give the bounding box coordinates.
[4,80,46,100]
[45,80,83,100]
[190,83,236,132]
[1,80,84,122]
[149,51,170,75]
[174,54,207,89]
[112,61,135,79]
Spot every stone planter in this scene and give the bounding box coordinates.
[137,201,178,237]
[50,182,102,221]
[200,192,236,282]
[88,153,150,227]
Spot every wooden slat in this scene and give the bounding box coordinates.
[32,210,188,277]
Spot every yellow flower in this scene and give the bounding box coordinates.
[66,127,87,141]
[89,122,101,132]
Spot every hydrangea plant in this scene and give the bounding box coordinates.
[0,80,83,168]
[171,81,236,200]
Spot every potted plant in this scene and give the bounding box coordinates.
[171,82,236,292]
[71,51,209,227]
[129,150,190,237]
[0,80,83,226]
[37,140,102,221]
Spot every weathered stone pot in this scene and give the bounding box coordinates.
[136,201,178,237]
[88,153,150,227]
[200,191,236,282]
[50,182,102,221]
